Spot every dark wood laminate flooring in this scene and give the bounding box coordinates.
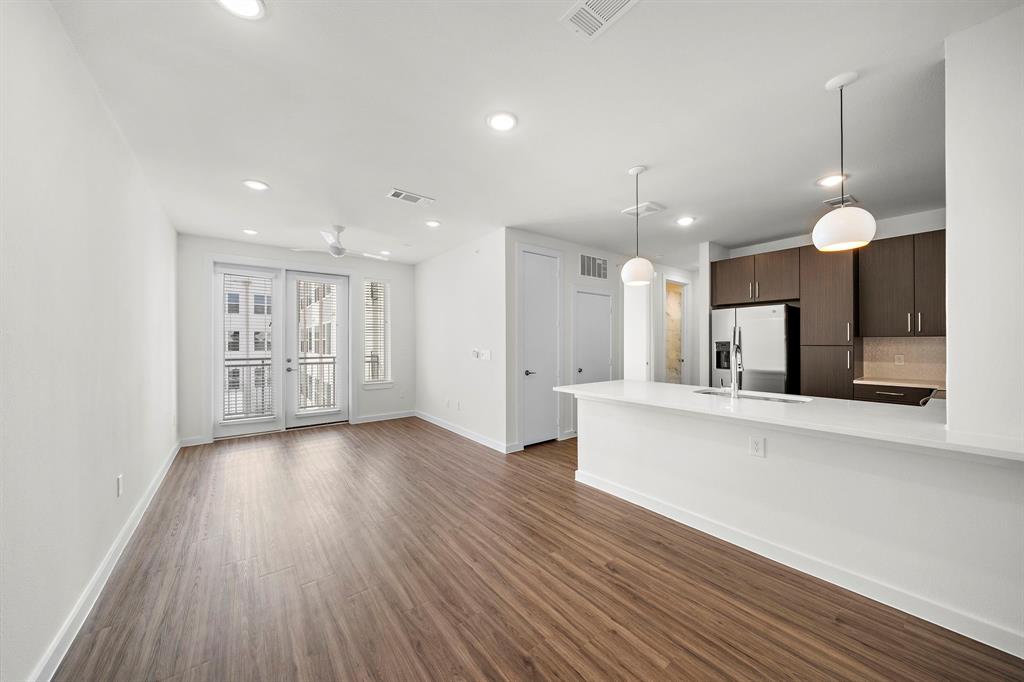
[55,418,1023,681]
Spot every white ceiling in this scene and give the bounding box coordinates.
[53,0,1019,267]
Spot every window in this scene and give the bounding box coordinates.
[227,368,241,390]
[253,366,266,388]
[254,294,271,315]
[363,280,390,383]
[227,330,240,352]
[226,293,240,314]
[254,331,270,352]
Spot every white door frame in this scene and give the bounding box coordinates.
[284,271,350,428]
[515,243,563,448]
[209,255,357,440]
[212,263,286,439]
[570,285,613,433]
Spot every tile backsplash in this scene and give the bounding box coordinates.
[862,337,946,382]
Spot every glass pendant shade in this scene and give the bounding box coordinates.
[621,256,654,285]
[812,205,877,252]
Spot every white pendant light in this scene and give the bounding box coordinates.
[812,72,876,252]
[621,165,654,286]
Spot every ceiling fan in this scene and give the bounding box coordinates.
[290,225,389,261]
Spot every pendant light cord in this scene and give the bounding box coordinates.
[840,87,845,206]
[634,171,640,257]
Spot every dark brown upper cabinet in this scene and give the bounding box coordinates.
[857,231,946,337]
[711,255,755,306]
[712,248,799,306]
[753,248,800,302]
[858,235,915,337]
[799,246,855,346]
[914,230,946,336]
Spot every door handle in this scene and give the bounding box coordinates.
[749,282,752,299]
[846,322,850,342]
[876,391,905,397]
[917,312,922,333]
[577,368,583,374]
[286,367,295,373]
[847,350,851,370]
[524,370,536,376]
[907,313,912,333]
[755,281,759,299]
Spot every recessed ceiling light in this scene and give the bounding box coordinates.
[242,179,270,191]
[242,229,258,235]
[380,250,391,256]
[676,216,696,227]
[425,220,441,228]
[486,112,517,132]
[216,0,266,20]
[816,174,846,188]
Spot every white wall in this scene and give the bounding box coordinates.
[945,6,1024,446]
[0,3,178,680]
[505,229,627,443]
[177,234,416,442]
[726,207,947,258]
[416,228,508,449]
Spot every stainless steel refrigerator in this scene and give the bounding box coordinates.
[710,304,799,394]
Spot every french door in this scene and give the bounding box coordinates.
[213,265,348,438]
[284,272,348,428]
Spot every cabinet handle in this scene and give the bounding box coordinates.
[755,281,759,299]
[846,322,851,342]
[749,282,752,299]
[847,350,851,370]
[907,313,912,333]
[917,312,922,333]
[876,391,905,397]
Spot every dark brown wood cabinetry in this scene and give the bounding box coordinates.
[859,235,915,337]
[799,246,855,345]
[800,346,853,399]
[914,230,946,336]
[858,230,945,337]
[853,383,935,406]
[711,255,754,306]
[711,248,799,306]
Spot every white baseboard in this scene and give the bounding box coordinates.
[349,410,415,424]
[414,411,518,454]
[178,434,213,447]
[29,440,182,682]
[575,470,1023,659]
[557,430,577,441]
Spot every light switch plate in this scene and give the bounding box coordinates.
[749,436,766,458]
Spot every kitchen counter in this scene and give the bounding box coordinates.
[556,380,1022,463]
[854,376,947,390]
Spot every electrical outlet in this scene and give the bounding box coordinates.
[116,474,124,497]
[894,354,905,366]
[749,436,766,458]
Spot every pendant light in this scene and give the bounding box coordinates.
[621,165,654,286]
[812,72,877,252]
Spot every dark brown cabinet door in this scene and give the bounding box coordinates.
[858,235,915,337]
[914,230,946,336]
[712,255,754,306]
[754,248,799,302]
[799,246,854,345]
[800,346,853,399]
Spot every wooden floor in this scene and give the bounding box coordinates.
[56,418,1022,681]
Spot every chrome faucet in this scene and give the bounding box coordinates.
[730,325,743,398]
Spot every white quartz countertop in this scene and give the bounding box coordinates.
[555,381,1023,463]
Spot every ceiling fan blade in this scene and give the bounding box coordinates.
[353,251,389,261]
[319,230,338,246]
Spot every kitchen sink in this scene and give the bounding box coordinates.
[694,388,811,404]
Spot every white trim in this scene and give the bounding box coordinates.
[575,470,1024,658]
[29,441,182,682]
[415,412,520,453]
[557,430,577,441]
[178,435,213,447]
[349,410,415,424]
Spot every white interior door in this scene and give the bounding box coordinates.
[520,249,560,446]
[285,272,349,428]
[213,265,285,438]
[573,290,612,432]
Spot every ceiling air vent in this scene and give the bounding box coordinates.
[580,254,609,279]
[560,0,639,42]
[823,194,858,208]
[387,188,435,205]
[621,201,665,218]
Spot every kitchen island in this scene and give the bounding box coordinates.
[555,380,1024,657]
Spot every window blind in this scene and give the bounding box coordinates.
[295,279,337,411]
[222,273,273,421]
[363,280,390,383]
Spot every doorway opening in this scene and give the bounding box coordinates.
[664,280,686,384]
